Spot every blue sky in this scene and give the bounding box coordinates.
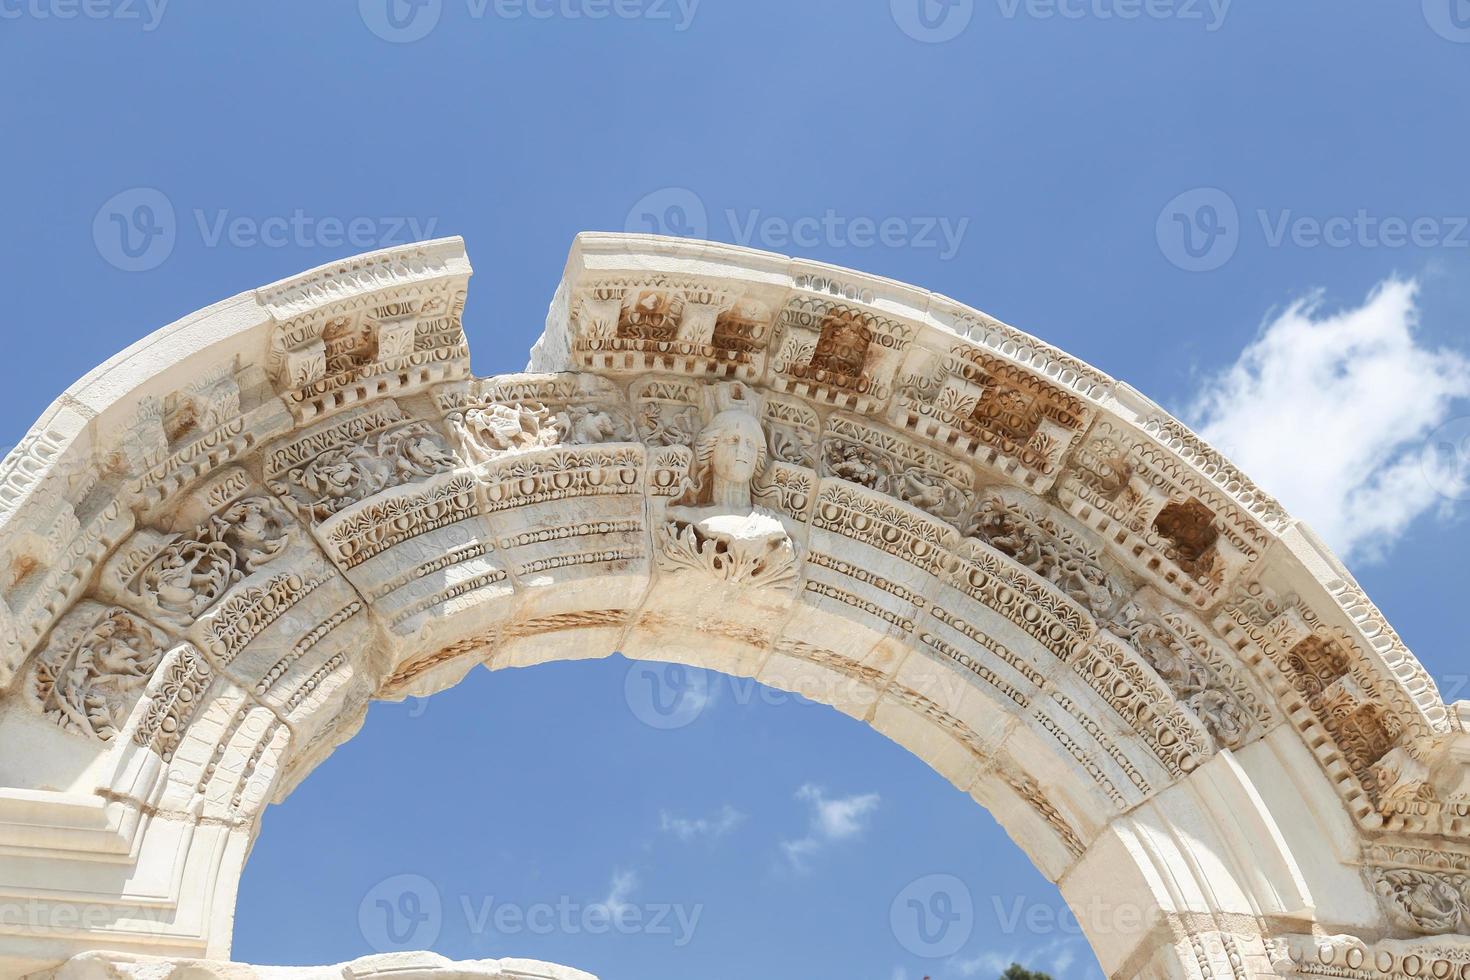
[4,2,1470,979]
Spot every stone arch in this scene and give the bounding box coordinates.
[1,234,1467,980]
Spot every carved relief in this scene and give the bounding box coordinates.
[964,490,1124,618]
[635,378,703,448]
[820,415,972,526]
[1060,420,1267,607]
[763,394,820,468]
[1073,635,1213,777]
[132,495,293,627]
[6,238,1470,979]
[658,521,799,591]
[1112,601,1270,751]
[1215,582,1447,827]
[267,404,458,522]
[437,373,634,462]
[266,267,471,414]
[815,481,957,578]
[771,294,912,406]
[1376,868,1470,934]
[658,382,799,591]
[895,345,1089,484]
[451,403,559,463]
[29,603,167,740]
[946,539,1093,662]
[1281,933,1470,980]
[569,276,772,377]
[133,644,213,761]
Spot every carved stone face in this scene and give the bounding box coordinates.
[709,410,763,486]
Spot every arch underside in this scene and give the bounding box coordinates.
[0,234,1467,980]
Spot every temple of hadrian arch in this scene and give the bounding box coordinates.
[1,233,1468,980]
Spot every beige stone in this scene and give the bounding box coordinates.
[0,234,1465,979]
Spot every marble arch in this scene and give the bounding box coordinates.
[1,234,1468,980]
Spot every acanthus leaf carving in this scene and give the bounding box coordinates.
[29,603,167,741]
[1376,868,1470,935]
[131,494,295,629]
[274,419,458,522]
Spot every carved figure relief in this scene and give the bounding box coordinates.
[452,403,559,463]
[1376,868,1470,934]
[658,382,798,590]
[819,416,972,526]
[30,603,166,740]
[279,421,457,520]
[135,495,293,627]
[556,406,629,445]
[1135,621,1246,748]
[965,492,1123,618]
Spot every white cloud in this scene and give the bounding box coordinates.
[659,804,745,842]
[779,784,880,871]
[1188,277,1470,563]
[592,869,638,918]
[1049,944,1077,975]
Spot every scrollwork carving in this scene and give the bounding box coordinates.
[134,496,293,627]
[1376,868,1470,934]
[276,421,457,520]
[30,604,166,740]
[658,518,799,592]
[965,491,1124,618]
[451,403,559,462]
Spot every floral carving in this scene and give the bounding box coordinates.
[281,422,457,519]
[143,538,239,622]
[555,406,630,445]
[966,493,1122,617]
[658,517,799,592]
[1375,869,1470,934]
[1133,622,1249,749]
[31,605,164,740]
[454,404,558,462]
[215,497,292,572]
[136,496,293,626]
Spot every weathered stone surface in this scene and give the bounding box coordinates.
[0,234,1465,979]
